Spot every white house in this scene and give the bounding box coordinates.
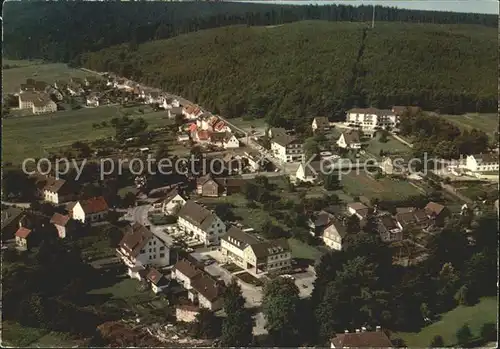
[465,154,499,174]
[347,202,370,220]
[270,134,304,163]
[161,188,187,215]
[86,94,100,107]
[221,226,292,275]
[308,211,347,251]
[346,107,398,130]
[31,175,73,205]
[311,117,330,133]
[69,196,109,224]
[146,268,169,294]
[182,105,203,120]
[209,132,240,149]
[50,213,73,239]
[177,201,226,246]
[162,98,180,110]
[117,223,171,280]
[18,91,57,115]
[295,161,324,183]
[245,151,264,172]
[337,130,362,149]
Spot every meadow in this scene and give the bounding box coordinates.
[442,113,498,139]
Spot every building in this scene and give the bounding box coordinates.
[18,91,57,114]
[196,174,245,197]
[50,212,73,239]
[161,188,187,215]
[171,259,225,311]
[1,207,24,240]
[346,107,398,130]
[146,268,169,294]
[267,127,287,139]
[270,134,304,163]
[308,211,347,250]
[183,105,203,120]
[15,226,32,251]
[163,98,181,110]
[347,202,370,220]
[117,223,171,280]
[376,215,403,242]
[465,154,499,174]
[86,94,100,107]
[392,105,421,117]
[32,174,74,205]
[395,208,430,231]
[424,201,450,226]
[311,117,330,133]
[295,161,324,183]
[330,328,392,349]
[220,226,292,275]
[69,196,109,224]
[177,201,226,246]
[337,130,362,149]
[245,151,265,172]
[209,132,240,149]
[379,156,408,175]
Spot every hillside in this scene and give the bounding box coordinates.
[80,21,497,127]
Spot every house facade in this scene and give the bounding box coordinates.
[15,226,32,251]
[177,201,226,246]
[32,175,74,205]
[337,130,362,149]
[18,91,57,114]
[346,107,398,130]
[70,196,109,224]
[146,268,169,294]
[311,117,330,133]
[465,154,499,174]
[308,211,347,250]
[271,134,304,163]
[50,212,72,239]
[161,189,187,215]
[295,161,323,183]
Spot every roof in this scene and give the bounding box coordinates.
[313,116,329,127]
[118,223,153,258]
[331,331,392,348]
[15,227,32,239]
[190,273,225,302]
[347,107,395,117]
[471,153,498,164]
[377,215,399,232]
[392,105,421,116]
[299,161,323,177]
[163,188,186,204]
[146,268,167,285]
[312,210,335,227]
[214,120,226,131]
[174,259,203,279]
[348,202,369,218]
[50,213,70,227]
[1,207,24,231]
[269,127,287,136]
[177,201,219,231]
[197,130,210,141]
[210,132,227,143]
[395,209,429,227]
[222,226,260,250]
[81,196,109,214]
[31,174,69,194]
[184,105,202,115]
[341,130,361,145]
[19,91,54,107]
[272,133,300,147]
[424,202,446,217]
[249,238,290,259]
[170,106,183,115]
[323,216,347,238]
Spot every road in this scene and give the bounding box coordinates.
[1,201,31,208]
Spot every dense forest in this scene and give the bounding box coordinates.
[3,1,497,63]
[79,21,497,126]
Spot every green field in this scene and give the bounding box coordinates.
[1,321,82,347]
[1,105,173,165]
[364,134,412,159]
[2,60,94,94]
[442,113,498,139]
[288,238,323,261]
[396,297,498,347]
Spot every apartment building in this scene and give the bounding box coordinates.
[177,201,226,246]
[18,91,57,114]
[270,134,304,163]
[346,107,398,130]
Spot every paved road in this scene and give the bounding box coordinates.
[1,201,31,208]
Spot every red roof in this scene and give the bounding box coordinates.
[188,123,197,132]
[214,120,226,131]
[81,196,109,214]
[50,213,70,227]
[197,130,210,141]
[15,227,32,239]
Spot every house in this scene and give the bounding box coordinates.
[117,222,171,280]
[337,130,362,149]
[32,174,74,204]
[194,130,211,143]
[183,105,203,120]
[18,91,57,114]
[295,161,324,183]
[177,133,190,143]
[162,98,180,110]
[271,134,304,163]
[168,107,184,119]
[220,226,292,275]
[214,120,230,133]
[67,82,84,96]
[424,201,450,226]
[245,151,265,172]
[196,174,244,197]
[86,93,100,107]
[177,201,226,246]
[69,196,109,224]
[379,156,407,175]
[15,226,32,251]
[395,208,430,230]
[465,154,499,174]
[347,202,370,220]
[311,117,330,133]
[1,207,24,240]
[209,132,240,149]
[171,259,203,289]
[146,268,169,294]
[377,215,403,242]
[50,212,73,239]
[161,188,187,215]
[308,211,347,250]
[267,127,287,139]
[346,107,398,130]
[392,105,421,117]
[330,328,392,349]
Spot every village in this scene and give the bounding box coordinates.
[2,67,499,347]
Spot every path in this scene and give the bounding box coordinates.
[1,201,31,208]
[391,133,413,148]
[440,183,473,204]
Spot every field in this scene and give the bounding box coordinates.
[364,134,412,160]
[442,113,498,139]
[340,172,424,200]
[2,59,93,93]
[2,105,174,165]
[1,321,83,347]
[287,238,323,261]
[396,297,497,347]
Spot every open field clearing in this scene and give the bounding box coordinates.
[442,113,498,139]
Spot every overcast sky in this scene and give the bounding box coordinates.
[231,1,498,15]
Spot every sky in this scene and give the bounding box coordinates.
[230,1,499,15]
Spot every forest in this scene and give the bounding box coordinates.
[78,21,497,127]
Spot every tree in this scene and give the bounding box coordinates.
[456,323,472,347]
[480,323,497,342]
[262,277,301,346]
[191,308,221,339]
[454,285,477,306]
[155,142,169,160]
[121,192,136,208]
[221,279,253,346]
[303,137,320,161]
[323,173,340,190]
[379,129,389,143]
[430,335,444,347]
[345,214,361,234]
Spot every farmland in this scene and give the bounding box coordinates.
[442,113,498,139]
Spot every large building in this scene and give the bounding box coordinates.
[117,223,171,280]
[177,201,226,246]
[31,174,74,205]
[465,154,499,174]
[346,107,398,130]
[220,226,292,275]
[18,91,57,114]
[270,134,304,163]
[330,328,392,349]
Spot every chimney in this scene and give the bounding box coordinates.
[361,327,367,332]
[355,329,360,333]
[376,326,381,332]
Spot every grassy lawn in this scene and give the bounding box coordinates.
[73,224,117,261]
[442,113,498,139]
[288,238,322,261]
[1,321,49,347]
[364,134,412,160]
[2,60,94,94]
[230,117,268,132]
[396,297,498,347]
[2,105,174,165]
[340,172,422,200]
[236,271,264,287]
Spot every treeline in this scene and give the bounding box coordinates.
[79,21,496,128]
[3,1,497,63]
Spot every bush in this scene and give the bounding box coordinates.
[480,322,497,342]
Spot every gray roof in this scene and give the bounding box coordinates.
[272,133,300,147]
[177,200,218,230]
[472,153,498,164]
[249,238,290,259]
[347,107,395,117]
[221,226,260,250]
[1,207,24,231]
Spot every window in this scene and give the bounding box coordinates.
[140,249,145,253]
[159,246,165,251]
[149,248,152,252]
[160,253,165,258]
[154,240,157,245]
